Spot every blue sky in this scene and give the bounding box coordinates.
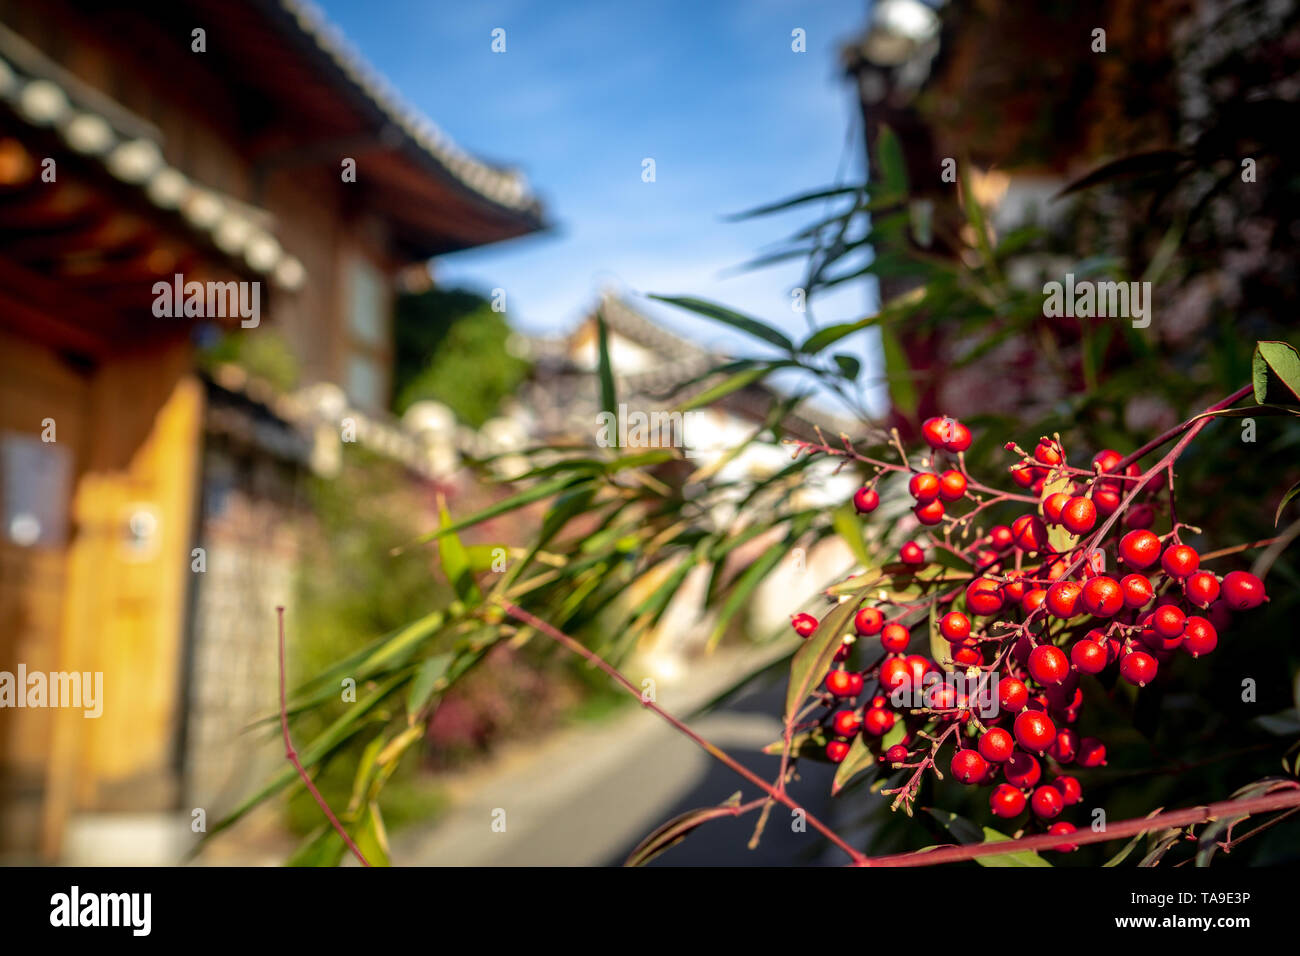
[318,0,884,410]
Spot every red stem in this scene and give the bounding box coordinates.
[866,784,1300,867]
[276,606,371,867]
[497,600,868,865]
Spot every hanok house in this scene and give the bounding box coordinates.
[0,0,544,861]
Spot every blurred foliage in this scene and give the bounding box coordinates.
[392,286,531,426]
[209,1,1300,866]
[197,327,300,392]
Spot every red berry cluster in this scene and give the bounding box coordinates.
[792,417,1269,846]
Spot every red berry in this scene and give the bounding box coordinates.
[1077,737,1107,767]
[1221,571,1266,610]
[1028,645,1070,685]
[1043,492,1071,524]
[938,469,967,502]
[921,416,953,450]
[990,783,1027,818]
[1022,588,1047,614]
[1118,530,1161,569]
[1124,503,1155,529]
[1184,571,1220,608]
[879,658,910,692]
[990,525,1014,548]
[939,611,971,643]
[1049,726,1079,763]
[1035,439,1063,466]
[852,486,880,514]
[945,422,972,452]
[885,744,909,763]
[998,677,1029,713]
[862,706,895,735]
[1182,615,1218,657]
[854,607,884,635]
[1120,573,1154,608]
[1030,785,1064,819]
[826,669,857,697]
[1011,463,1037,488]
[1004,751,1042,788]
[966,578,1005,616]
[1093,487,1121,516]
[1119,649,1158,686]
[950,748,988,784]
[909,472,940,503]
[831,709,863,737]
[953,644,982,667]
[1048,821,1078,852]
[899,542,926,566]
[914,499,945,525]
[1045,581,1083,618]
[1052,775,1083,805]
[1014,710,1057,752]
[1160,544,1200,579]
[1151,605,1186,638]
[880,622,910,653]
[1060,496,1097,535]
[1081,576,1123,617]
[826,740,851,762]
[1070,639,1108,674]
[1092,449,1123,474]
[1011,514,1050,553]
[978,728,1015,763]
[791,613,818,638]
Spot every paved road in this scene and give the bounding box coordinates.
[396,651,872,866]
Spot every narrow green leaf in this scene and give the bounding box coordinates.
[879,320,917,417]
[649,295,795,352]
[285,824,346,868]
[874,124,909,202]
[413,474,586,544]
[833,353,861,380]
[677,365,773,412]
[437,498,480,603]
[624,792,743,866]
[724,185,864,221]
[595,311,619,444]
[1276,478,1300,527]
[831,734,876,795]
[928,809,1052,866]
[831,504,870,567]
[407,652,454,720]
[785,577,879,718]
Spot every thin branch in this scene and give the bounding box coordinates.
[276,606,371,867]
[496,600,868,865]
[865,784,1300,867]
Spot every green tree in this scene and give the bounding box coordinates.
[392,287,530,426]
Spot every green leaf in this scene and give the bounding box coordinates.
[624,792,743,866]
[831,734,876,795]
[406,652,454,720]
[285,824,346,868]
[785,577,878,718]
[831,504,870,567]
[762,726,829,758]
[724,185,864,221]
[207,672,408,839]
[1054,149,1186,199]
[708,513,816,650]
[649,295,795,352]
[1276,478,1300,527]
[832,353,861,380]
[1103,808,1164,867]
[928,599,949,671]
[878,320,917,417]
[436,498,480,603]
[874,124,909,202]
[1252,340,1300,407]
[354,801,391,867]
[595,311,619,444]
[676,365,774,412]
[927,809,1052,867]
[413,474,587,544]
